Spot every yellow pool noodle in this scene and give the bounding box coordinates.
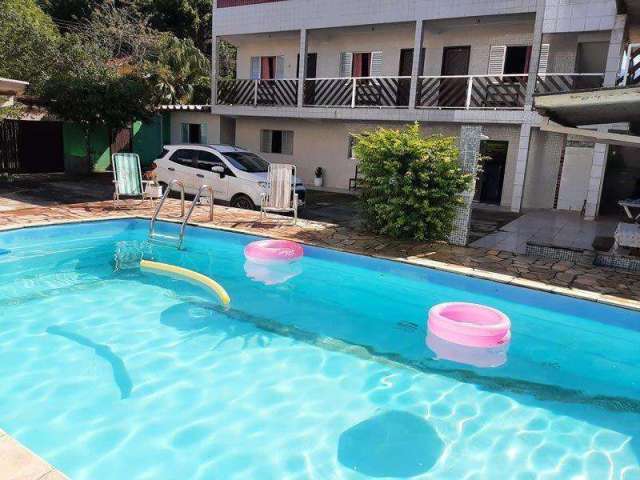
[140,260,231,307]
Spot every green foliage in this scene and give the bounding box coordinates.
[42,70,156,130]
[0,0,61,89]
[353,123,472,242]
[144,35,211,104]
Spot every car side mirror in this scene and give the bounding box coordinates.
[211,165,225,177]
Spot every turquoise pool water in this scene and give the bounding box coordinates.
[0,219,639,479]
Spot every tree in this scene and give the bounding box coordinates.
[145,35,211,104]
[353,124,473,241]
[0,0,61,90]
[41,64,156,168]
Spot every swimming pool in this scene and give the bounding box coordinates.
[0,219,638,479]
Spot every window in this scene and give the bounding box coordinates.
[223,151,269,172]
[250,56,285,80]
[197,150,235,176]
[260,130,293,155]
[488,44,550,75]
[170,149,198,167]
[180,122,208,144]
[339,52,383,77]
[196,151,224,171]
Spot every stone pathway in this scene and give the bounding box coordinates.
[1,197,640,309]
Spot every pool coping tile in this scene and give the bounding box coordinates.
[0,431,69,480]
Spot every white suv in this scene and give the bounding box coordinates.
[153,144,306,210]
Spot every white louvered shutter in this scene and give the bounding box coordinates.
[275,56,285,79]
[339,52,353,77]
[250,57,261,80]
[282,131,294,155]
[538,43,550,74]
[370,51,383,77]
[200,123,208,144]
[260,130,272,153]
[487,45,507,76]
[181,123,189,143]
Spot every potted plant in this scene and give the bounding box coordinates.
[314,167,324,187]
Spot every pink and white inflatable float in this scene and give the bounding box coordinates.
[244,239,304,264]
[427,302,511,348]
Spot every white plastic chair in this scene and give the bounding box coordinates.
[260,163,298,224]
[112,153,153,207]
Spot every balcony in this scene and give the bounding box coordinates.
[215,73,604,110]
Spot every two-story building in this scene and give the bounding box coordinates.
[190,0,634,219]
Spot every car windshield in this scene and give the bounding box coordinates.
[222,152,269,173]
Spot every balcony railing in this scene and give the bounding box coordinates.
[216,73,604,110]
[303,77,412,107]
[217,78,298,106]
[535,73,605,94]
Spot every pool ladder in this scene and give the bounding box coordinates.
[149,180,214,249]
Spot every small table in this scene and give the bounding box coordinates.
[144,182,163,205]
[618,198,640,221]
[614,222,640,249]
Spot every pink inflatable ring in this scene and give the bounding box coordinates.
[428,302,511,348]
[244,239,304,263]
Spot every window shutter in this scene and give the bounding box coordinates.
[538,43,550,74]
[487,45,507,76]
[181,123,189,143]
[275,56,285,79]
[282,131,293,155]
[370,51,383,77]
[339,52,353,77]
[250,57,261,80]
[260,130,272,153]
[200,123,208,144]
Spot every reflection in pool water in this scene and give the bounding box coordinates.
[426,331,510,368]
[244,259,302,285]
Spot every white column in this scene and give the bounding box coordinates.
[297,29,308,108]
[211,35,219,110]
[604,14,627,87]
[408,20,425,110]
[525,0,545,106]
[583,14,626,220]
[510,123,533,212]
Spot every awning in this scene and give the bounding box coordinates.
[534,86,640,126]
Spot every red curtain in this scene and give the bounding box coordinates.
[261,57,275,79]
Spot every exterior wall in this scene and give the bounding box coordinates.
[521,129,565,209]
[556,141,594,211]
[542,0,617,33]
[169,112,223,144]
[543,31,611,72]
[214,0,617,37]
[62,123,110,173]
[422,17,534,76]
[234,117,521,208]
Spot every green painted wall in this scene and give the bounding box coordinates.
[132,116,163,166]
[162,112,171,145]
[62,123,111,173]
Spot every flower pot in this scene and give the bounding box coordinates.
[313,177,323,187]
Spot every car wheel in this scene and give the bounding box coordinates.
[230,194,256,210]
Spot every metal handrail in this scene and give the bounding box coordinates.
[177,185,215,249]
[149,179,185,238]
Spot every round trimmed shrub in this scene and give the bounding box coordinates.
[353,123,472,241]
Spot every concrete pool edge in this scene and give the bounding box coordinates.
[2,214,639,313]
[0,428,69,479]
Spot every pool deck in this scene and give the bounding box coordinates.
[0,429,68,479]
[1,197,640,311]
